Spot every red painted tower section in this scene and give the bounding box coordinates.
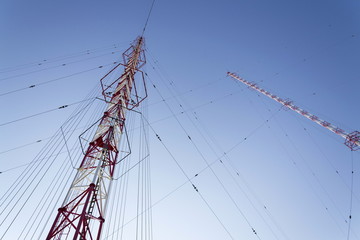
[47,37,146,240]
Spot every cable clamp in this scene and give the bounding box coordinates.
[192,184,199,192]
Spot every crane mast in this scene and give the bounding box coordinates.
[227,72,360,151]
[47,36,146,240]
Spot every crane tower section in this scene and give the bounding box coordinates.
[47,37,146,240]
[227,72,360,151]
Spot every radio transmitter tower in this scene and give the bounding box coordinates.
[228,72,360,151]
[47,36,146,240]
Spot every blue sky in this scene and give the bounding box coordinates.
[1,0,360,239]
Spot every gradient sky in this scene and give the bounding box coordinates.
[1,0,360,239]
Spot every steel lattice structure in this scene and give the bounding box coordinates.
[228,72,360,151]
[47,36,146,240]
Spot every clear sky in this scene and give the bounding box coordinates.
[0,0,360,239]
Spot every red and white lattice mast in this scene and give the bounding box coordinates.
[47,36,146,240]
[228,72,360,151]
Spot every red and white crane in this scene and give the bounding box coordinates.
[227,72,360,151]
